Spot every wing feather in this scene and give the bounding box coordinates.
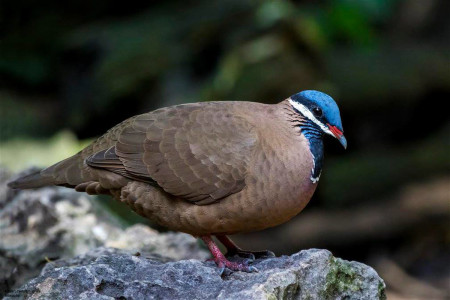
[87,103,257,204]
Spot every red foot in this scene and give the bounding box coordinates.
[200,236,258,273]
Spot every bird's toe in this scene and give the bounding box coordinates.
[258,250,276,258]
[248,266,259,273]
[242,258,254,265]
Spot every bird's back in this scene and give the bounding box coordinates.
[8,101,275,198]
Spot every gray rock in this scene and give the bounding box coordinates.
[1,169,386,299]
[0,168,207,296]
[5,247,386,300]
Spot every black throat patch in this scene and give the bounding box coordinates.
[297,117,324,182]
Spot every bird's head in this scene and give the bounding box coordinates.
[288,90,347,149]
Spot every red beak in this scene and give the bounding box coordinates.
[327,124,347,149]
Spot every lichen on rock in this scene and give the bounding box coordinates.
[321,256,387,300]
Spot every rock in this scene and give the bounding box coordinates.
[5,247,386,300]
[0,168,207,296]
[1,169,386,299]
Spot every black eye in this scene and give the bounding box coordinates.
[312,107,323,118]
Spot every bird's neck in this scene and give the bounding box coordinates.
[279,100,324,183]
[299,119,324,183]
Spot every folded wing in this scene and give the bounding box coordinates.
[87,103,257,205]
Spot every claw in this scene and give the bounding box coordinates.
[229,249,275,260]
[242,258,254,265]
[200,235,258,273]
[241,252,256,260]
[260,250,276,258]
[211,259,256,273]
[248,266,259,273]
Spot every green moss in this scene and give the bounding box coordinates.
[378,281,387,300]
[272,282,299,300]
[321,257,362,298]
[320,257,386,299]
[264,273,300,300]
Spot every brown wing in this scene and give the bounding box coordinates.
[87,102,258,205]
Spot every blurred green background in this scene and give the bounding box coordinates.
[1,0,449,298]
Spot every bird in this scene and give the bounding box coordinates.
[8,90,346,273]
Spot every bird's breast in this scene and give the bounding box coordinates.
[234,131,317,232]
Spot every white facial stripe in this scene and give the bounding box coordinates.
[288,98,334,136]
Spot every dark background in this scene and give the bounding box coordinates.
[1,0,449,298]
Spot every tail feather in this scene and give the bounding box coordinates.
[7,153,88,189]
[7,169,55,189]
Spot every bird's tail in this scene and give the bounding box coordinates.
[7,169,56,189]
[7,153,87,189]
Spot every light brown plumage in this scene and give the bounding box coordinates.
[10,100,316,235]
[9,99,324,272]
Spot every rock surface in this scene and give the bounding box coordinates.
[1,169,386,299]
[5,247,386,300]
[0,168,207,296]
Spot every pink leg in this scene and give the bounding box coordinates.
[200,235,257,273]
[216,235,275,259]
